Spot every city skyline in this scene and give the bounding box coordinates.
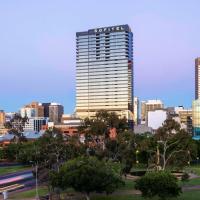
[0,0,200,112]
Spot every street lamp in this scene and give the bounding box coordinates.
[136,150,139,164]
[188,150,191,166]
[30,160,39,200]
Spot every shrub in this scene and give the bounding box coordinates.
[135,171,182,200]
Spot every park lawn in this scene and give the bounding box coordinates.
[10,187,48,199]
[120,179,135,190]
[92,190,200,200]
[188,166,200,176]
[181,177,200,186]
[184,165,200,176]
[92,195,141,200]
[0,165,31,175]
[8,187,200,200]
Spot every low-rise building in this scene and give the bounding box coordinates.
[147,109,167,130]
[141,100,164,123]
[134,124,153,134]
[23,117,48,132]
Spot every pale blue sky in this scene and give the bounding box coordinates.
[0,0,199,113]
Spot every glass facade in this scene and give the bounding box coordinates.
[195,58,200,100]
[75,25,133,121]
[192,99,200,136]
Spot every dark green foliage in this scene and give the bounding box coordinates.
[78,110,128,138]
[4,143,22,161]
[181,172,190,183]
[50,156,124,200]
[105,130,136,175]
[135,171,182,200]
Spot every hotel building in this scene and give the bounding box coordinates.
[75,25,134,122]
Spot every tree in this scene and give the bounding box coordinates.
[14,128,86,199]
[135,171,182,200]
[50,156,124,200]
[5,113,28,143]
[104,130,136,175]
[79,110,128,149]
[150,119,197,170]
[181,172,189,186]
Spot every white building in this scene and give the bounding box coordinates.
[147,110,167,130]
[174,106,184,114]
[141,99,164,123]
[134,97,139,125]
[23,117,48,132]
[20,107,37,118]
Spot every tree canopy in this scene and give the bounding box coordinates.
[50,156,124,200]
[135,171,182,200]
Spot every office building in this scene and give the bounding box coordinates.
[20,102,44,118]
[5,112,16,122]
[21,107,36,118]
[134,97,139,125]
[42,103,51,118]
[174,106,184,114]
[192,99,200,137]
[141,101,146,122]
[49,103,64,123]
[0,110,6,125]
[147,109,167,130]
[171,108,192,133]
[195,57,200,99]
[141,100,164,122]
[76,25,134,122]
[61,114,81,127]
[179,109,192,124]
[23,117,48,132]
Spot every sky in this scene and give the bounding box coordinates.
[0,0,199,113]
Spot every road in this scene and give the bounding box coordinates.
[0,169,35,199]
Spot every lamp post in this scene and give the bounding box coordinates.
[188,150,191,166]
[30,160,39,200]
[136,150,139,164]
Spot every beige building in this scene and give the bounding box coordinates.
[195,57,200,100]
[21,102,44,118]
[0,110,5,125]
[178,109,192,124]
[141,100,164,122]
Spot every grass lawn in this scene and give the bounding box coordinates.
[92,190,200,200]
[187,165,200,176]
[120,179,135,190]
[92,195,140,200]
[10,187,48,199]
[180,177,200,186]
[8,186,200,200]
[0,165,31,175]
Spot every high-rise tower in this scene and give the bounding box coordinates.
[195,57,200,99]
[76,25,133,122]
